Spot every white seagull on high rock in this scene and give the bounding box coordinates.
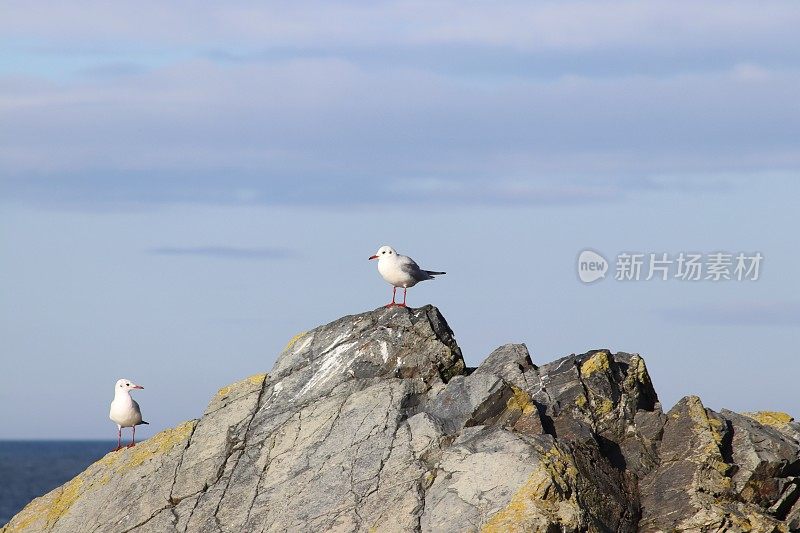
[369,245,445,307]
[109,378,148,451]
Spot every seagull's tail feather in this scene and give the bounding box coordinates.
[139,421,149,425]
[425,270,446,276]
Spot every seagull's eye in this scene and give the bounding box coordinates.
[126,383,130,386]
[381,251,385,254]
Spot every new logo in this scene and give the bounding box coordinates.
[577,250,608,283]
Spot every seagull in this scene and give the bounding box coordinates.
[369,245,445,307]
[109,378,148,451]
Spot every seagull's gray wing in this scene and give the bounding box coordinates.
[132,399,145,424]
[398,255,434,281]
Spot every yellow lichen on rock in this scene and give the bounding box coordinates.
[623,354,653,392]
[541,446,578,487]
[707,414,725,444]
[1,478,83,533]
[675,396,735,484]
[248,372,267,386]
[44,477,83,527]
[595,397,615,416]
[579,351,610,377]
[216,372,268,399]
[3,420,197,533]
[684,396,725,453]
[706,411,731,479]
[482,445,580,532]
[677,504,786,533]
[4,459,120,533]
[117,420,196,473]
[283,331,308,352]
[480,471,551,533]
[2,500,42,532]
[421,470,436,489]
[742,411,794,428]
[629,354,648,380]
[506,386,536,416]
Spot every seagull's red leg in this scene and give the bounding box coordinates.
[399,288,407,307]
[115,427,121,451]
[386,287,397,307]
[128,426,136,448]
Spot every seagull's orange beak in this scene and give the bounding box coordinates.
[369,255,378,260]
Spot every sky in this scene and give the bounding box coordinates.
[1,1,799,439]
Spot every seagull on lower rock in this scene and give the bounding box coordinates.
[109,378,148,451]
[369,245,445,307]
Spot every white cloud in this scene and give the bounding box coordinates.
[731,63,772,82]
[2,1,799,52]
[1,54,798,207]
[1,2,799,207]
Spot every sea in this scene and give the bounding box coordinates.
[0,441,115,525]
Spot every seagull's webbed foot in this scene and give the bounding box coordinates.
[126,443,136,448]
[113,445,122,452]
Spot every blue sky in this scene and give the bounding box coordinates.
[1,1,799,439]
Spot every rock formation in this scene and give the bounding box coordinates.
[4,306,799,532]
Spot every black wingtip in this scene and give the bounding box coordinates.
[140,421,150,425]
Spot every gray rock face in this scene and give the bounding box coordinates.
[639,397,800,532]
[4,306,799,532]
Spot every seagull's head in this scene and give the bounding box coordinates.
[115,378,144,392]
[369,245,397,261]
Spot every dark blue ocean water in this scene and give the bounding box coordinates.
[0,441,115,525]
